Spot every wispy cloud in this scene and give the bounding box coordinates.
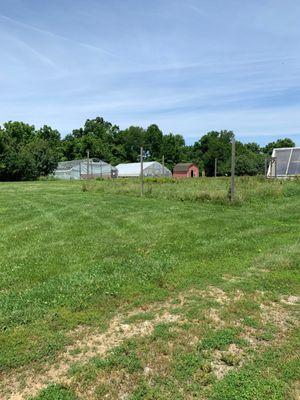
[0,0,299,145]
[5,34,56,67]
[0,13,116,57]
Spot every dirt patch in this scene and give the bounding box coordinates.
[210,344,245,379]
[260,302,296,333]
[1,311,180,400]
[1,287,298,399]
[0,285,229,399]
[290,380,300,400]
[281,295,300,305]
[185,286,230,305]
[241,301,298,350]
[204,308,225,326]
[206,286,229,304]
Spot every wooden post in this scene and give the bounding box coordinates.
[162,155,165,177]
[140,147,144,196]
[230,139,235,202]
[87,150,90,178]
[214,158,218,177]
[264,158,268,178]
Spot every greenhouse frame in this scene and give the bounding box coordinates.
[54,159,117,180]
[267,147,300,178]
[116,161,172,178]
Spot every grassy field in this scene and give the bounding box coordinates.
[0,177,299,399]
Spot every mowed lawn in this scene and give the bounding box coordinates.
[0,179,299,399]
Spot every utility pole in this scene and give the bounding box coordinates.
[87,150,90,178]
[214,158,218,178]
[140,147,144,196]
[230,139,235,202]
[162,155,165,177]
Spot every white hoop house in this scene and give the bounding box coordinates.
[54,159,117,180]
[116,161,172,178]
[268,147,300,178]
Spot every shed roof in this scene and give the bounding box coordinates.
[173,163,197,173]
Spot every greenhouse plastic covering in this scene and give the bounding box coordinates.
[54,159,115,180]
[268,148,300,177]
[116,161,172,177]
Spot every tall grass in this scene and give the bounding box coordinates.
[82,176,300,204]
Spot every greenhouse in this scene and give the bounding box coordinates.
[54,159,117,180]
[268,147,300,178]
[116,161,172,178]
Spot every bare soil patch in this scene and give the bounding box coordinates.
[1,286,298,400]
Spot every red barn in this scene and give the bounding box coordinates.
[173,163,199,178]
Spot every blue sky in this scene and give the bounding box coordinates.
[1,0,300,145]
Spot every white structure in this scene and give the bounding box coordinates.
[116,161,172,178]
[54,159,117,180]
[268,147,300,178]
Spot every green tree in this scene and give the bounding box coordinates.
[244,142,261,154]
[62,117,119,162]
[144,124,163,160]
[195,130,234,176]
[235,146,265,176]
[263,138,295,155]
[162,133,186,170]
[115,126,145,162]
[0,121,60,180]
[184,145,204,171]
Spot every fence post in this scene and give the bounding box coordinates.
[140,147,144,197]
[230,139,235,202]
[264,158,268,178]
[214,158,218,177]
[162,155,165,177]
[87,150,90,178]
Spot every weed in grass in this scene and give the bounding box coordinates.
[242,316,261,329]
[129,381,162,400]
[124,312,156,325]
[220,351,242,367]
[152,323,178,341]
[173,352,208,381]
[209,369,287,400]
[105,341,142,373]
[30,384,78,400]
[93,383,110,398]
[198,327,241,352]
[254,331,275,342]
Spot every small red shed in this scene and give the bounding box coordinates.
[173,163,199,178]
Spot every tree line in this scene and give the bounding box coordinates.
[0,117,296,180]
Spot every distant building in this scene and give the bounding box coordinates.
[116,161,172,178]
[267,147,300,178]
[54,159,117,180]
[173,163,199,178]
